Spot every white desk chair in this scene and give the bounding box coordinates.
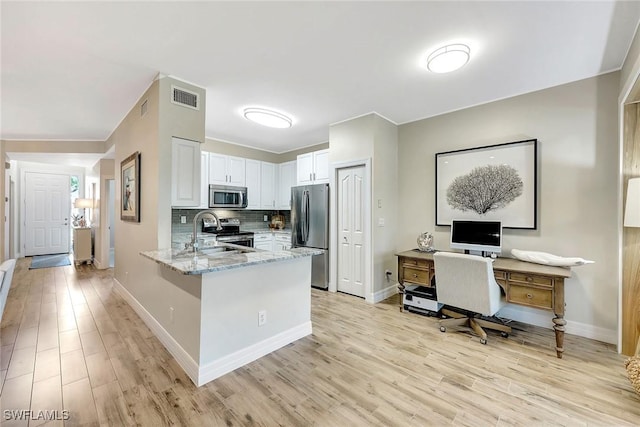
[433,252,511,344]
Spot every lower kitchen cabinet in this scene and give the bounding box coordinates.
[253,232,292,252]
[254,234,274,251]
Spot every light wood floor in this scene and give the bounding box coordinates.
[1,258,639,426]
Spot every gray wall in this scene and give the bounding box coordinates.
[397,72,620,342]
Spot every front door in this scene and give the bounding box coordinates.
[337,165,365,297]
[25,172,70,256]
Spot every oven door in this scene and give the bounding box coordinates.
[216,235,254,248]
[209,185,248,208]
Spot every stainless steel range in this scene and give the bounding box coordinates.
[202,218,254,247]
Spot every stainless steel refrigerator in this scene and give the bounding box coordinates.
[291,183,329,289]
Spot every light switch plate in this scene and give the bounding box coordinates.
[180,216,187,224]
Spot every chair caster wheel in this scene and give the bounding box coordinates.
[501,332,509,338]
[480,338,487,345]
[440,326,446,333]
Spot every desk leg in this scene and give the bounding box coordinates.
[552,315,566,358]
[552,278,566,358]
[398,282,405,312]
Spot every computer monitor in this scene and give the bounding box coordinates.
[450,220,502,255]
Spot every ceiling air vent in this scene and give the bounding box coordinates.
[171,85,199,110]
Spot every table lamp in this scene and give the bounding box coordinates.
[74,198,93,226]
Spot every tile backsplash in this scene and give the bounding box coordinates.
[172,208,291,235]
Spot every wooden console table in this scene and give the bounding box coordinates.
[396,249,572,358]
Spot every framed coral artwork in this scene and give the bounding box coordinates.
[435,139,537,229]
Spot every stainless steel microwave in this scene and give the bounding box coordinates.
[208,185,247,208]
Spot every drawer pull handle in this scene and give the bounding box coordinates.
[413,274,418,278]
[526,293,533,299]
[526,277,533,282]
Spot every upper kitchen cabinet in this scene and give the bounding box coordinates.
[199,152,209,209]
[245,160,277,209]
[245,159,261,209]
[209,153,246,186]
[171,137,201,207]
[260,162,277,209]
[277,161,296,209]
[297,149,329,185]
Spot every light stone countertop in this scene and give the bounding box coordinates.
[140,242,322,275]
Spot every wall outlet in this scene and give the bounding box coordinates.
[258,310,267,326]
[180,215,187,224]
[169,307,174,324]
[378,218,385,227]
[263,215,268,222]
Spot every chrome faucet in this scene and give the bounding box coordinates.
[190,210,223,253]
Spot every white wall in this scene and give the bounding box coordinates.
[398,72,620,343]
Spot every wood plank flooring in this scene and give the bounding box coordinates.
[1,258,639,426]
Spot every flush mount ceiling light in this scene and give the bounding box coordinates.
[243,107,292,128]
[426,43,471,73]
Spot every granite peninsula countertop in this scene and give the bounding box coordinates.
[140,242,322,275]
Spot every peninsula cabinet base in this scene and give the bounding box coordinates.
[120,256,313,386]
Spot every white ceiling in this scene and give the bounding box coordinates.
[2,1,640,155]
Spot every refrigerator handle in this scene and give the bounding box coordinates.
[302,190,309,242]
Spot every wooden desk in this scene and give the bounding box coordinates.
[396,249,572,358]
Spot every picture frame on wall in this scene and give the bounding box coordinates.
[121,151,141,222]
[435,139,537,229]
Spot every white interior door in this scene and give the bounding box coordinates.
[4,168,10,260]
[337,165,365,297]
[25,172,70,256]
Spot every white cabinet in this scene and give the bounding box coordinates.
[254,234,274,251]
[199,152,209,208]
[274,233,292,251]
[261,162,277,209]
[254,232,291,252]
[245,159,261,209]
[245,160,276,209]
[297,149,329,185]
[171,137,201,207]
[73,227,92,264]
[209,153,245,186]
[277,161,296,209]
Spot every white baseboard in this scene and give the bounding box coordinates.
[499,305,617,344]
[198,321,312,386]
[113,278,313,387]
[371,284,398,304]
[112,278,200,384]
[93,259,104,270]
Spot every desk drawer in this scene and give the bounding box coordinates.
[401,257,430,269]
[402,267,430,285]
[508,272,552,287]
[494,271,506,280]
[508,284,553,309]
